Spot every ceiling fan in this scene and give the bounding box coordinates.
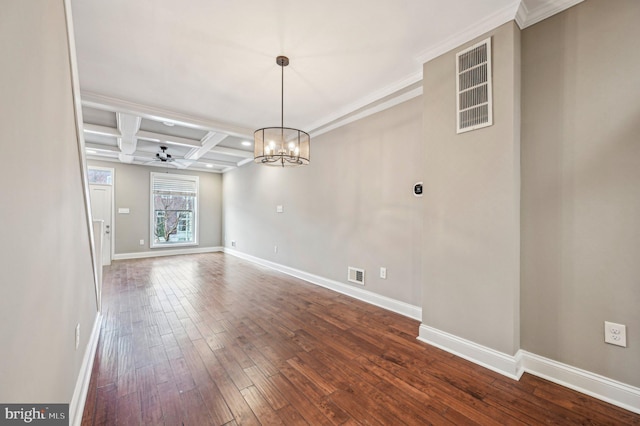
[147,145,194,169]
[155,146,174,162]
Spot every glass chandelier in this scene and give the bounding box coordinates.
[254,56,310,166]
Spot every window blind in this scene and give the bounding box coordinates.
[152,175,197,196]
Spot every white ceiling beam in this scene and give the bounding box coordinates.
[173,159,194,169]
[116,112,141,155]
[131,151,187,167]
[84,156,223,174]
[116,112,141,136]
[131,151,164,160]
[83,123,120,137]
[196,158,239,168]
[83,123,203,149]
[236,158,254,167]
[118,153,134,163]
[85,142,120,152]
[136,130,202,148]
[81,91,254,139]
[86,154,119,162]
[210,146,253,159]
[185,132,228,160]
[132,150,238,168]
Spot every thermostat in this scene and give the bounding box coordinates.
[413,182,423,197]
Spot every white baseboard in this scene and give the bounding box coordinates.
[223,248,422,321]
[70,313,102,426]
[417,324,640,414]
[223,249,640,414]
[520,351,640,414]
[113,246,223,260]
[417,324,524,379]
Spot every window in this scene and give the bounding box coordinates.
[150,173,198,248]
[87,167,113,185]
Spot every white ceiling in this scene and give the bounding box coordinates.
[71,0,581,172]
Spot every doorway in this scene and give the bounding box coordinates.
[88,167,114,266]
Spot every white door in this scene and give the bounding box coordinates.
[89,185,112,266]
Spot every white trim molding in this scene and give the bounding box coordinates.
[417,324,640,414]
[70,313,102,426]
[224,248,422,321]
[416,0,585,64]
[311,84,423,138]
[308,72,423,136]
[113,246,222,260]
[416,1,520,65]
[516,0,584,29]
[520,351,640,415]
[417,324,524,380]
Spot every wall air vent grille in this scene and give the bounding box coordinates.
[348,267,365,285]
[456,37,493,133]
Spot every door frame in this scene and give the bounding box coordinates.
[88,166,115,265]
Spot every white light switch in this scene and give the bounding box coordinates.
[380,267,387,279]
[276,205,284,213]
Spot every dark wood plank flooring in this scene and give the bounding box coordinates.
[81,253,640,425]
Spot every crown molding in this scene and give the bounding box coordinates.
[311,84,423,138]
[308,0,585,135]
[515,0,531,28]
[415,1,521,65]
[516,0,584,29]
[306,71,423,133]
[308,0,521,135]
[81,0,584,149]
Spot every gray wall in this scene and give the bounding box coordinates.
[421,22,521,355]
[3,1,632,411]
[521,0,640,386]
[0,0,98,402]
[223,97,423,305]
[87,160,223,255]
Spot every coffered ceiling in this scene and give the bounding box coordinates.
[71,0,582,173]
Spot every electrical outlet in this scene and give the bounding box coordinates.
[75,323,80,350]
[380,267,387,279]
[139,239,144,246]
[604,321,627,347]
[231,240,236,247]
[274,245,278,253]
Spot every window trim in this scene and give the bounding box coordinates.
[87,166,114,186]
[150,172,199,249]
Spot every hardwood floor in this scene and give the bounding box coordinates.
[81,253,639,425]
